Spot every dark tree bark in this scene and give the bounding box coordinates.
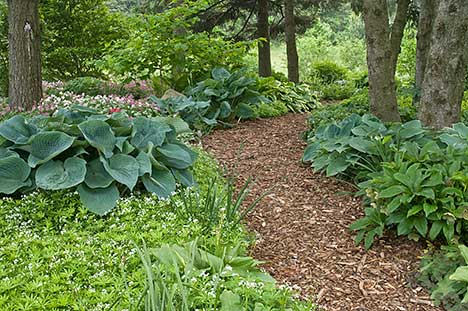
[363,0,401,122]
[257,0,272,77]
[418,0,468,129]
[284,0,299,83]
[389,0,410,76]
[414,0,436,104]
[7,0,42,110]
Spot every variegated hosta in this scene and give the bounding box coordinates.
[0,107,196,215]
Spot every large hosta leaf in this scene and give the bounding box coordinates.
[171,168,194,187]
[156,143,197,169]
[136,152,152,176]
[36,157,86,190]
[0,115,38,144]
[28,131,75,167]
[101,154,139,191]
[142,169,176,198]
[0,156,31,194]
[77,184,120,216]
[84,158,114,189]
[131,117,172,149]
[78,120,116,158]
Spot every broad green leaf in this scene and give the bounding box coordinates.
[407,205,423,217]
[171,168,194,187]
[154,116,190,135]
[423,203,438,217]
[397,218,413,236]
[101,154,139,191]
[156,143,196,169]
[459,245,468,264]
[413,216,428,236]
[0,156,31,194]
[142,169,176,198]
[0,115,37,144]
[78,120,116,158]
[77,184,120,216]
[399,120,425,139]
[325,156,348,176]
[28,131,75,167]
[449,266,468,283]
[443,223,455,242]
[36,157,86,190]
[220,290,242,311]
[136,152,152,176]
[429,221,443,240]
[453,123,468,138]
[379,185,407,198]
[417,188,435,200]
[84,158,114,189]
[212,67,231,80]
[131,117,171,149]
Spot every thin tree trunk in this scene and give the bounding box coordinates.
[389,0,410,76]
[284,0,299,83]
[257,0,272,77]
[414,0,436,104]
[8,0,42,110]
[418,0,468,129]
[363,0,401,122]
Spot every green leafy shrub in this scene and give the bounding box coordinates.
[419,245,468,310]
[351,123,468,248]
[0,109,196,215]
[187,68,267,124]
[302,114,431,181]
[253,101,289,118]
[126,240,315,311]
[256,77,321,113]
[319,80,356,101]
[310,60,348,84]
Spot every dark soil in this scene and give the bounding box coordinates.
[202,114,441,311]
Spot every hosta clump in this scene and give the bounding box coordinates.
[351,123,468,248]
[0,107,197,215]
[302,114,431,181]
[187,68,268,124]
[149,95,213,132]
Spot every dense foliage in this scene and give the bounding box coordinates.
[0,109,196,215]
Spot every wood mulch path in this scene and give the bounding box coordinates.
[202,114,442,311]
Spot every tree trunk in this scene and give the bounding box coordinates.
[418,0,468,129]
[414,0,436,104]
[257,0,272,77]
[8,0,42,110]
[363,0,401,122]
[389,0,410,76]
[284,0,299,83]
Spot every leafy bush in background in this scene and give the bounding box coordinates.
[40,0,129,80]
[186,68,267,125]
[0,108,196,214]
[256,77,321,113]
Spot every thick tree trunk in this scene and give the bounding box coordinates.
[284,0,299,83]
[414,0,436,104]
[389,0,410,76]
[8,0,42,110]
[363,0,401,122]
[257,0,272,77]
[418,0,468,129]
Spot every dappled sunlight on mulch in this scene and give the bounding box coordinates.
[203,114,441,311]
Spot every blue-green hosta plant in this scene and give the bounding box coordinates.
[187,68,268,124]
[351,129,468,249]
[0,107,197,215]
[302,114,431,181]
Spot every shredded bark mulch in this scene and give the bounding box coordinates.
[202,114,442,311]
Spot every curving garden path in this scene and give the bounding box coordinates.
[202,114,442,311]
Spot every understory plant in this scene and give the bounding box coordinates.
[124,240,314,311]
[0,108,197,214]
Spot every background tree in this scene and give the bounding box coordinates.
[7,0,42,110]
[418,0,468,129]
[285,0,299,82]
[362,0,410,122]
[257,0,272,77]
